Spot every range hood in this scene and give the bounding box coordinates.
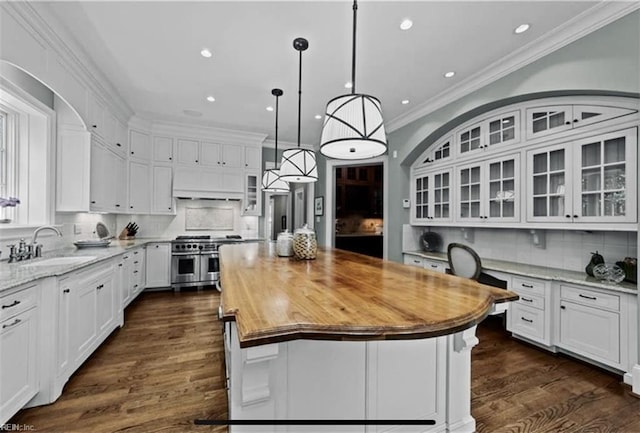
[173,167,244,200]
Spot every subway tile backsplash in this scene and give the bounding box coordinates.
[404,224,636,272]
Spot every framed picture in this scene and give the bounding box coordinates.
[314,196,324,216]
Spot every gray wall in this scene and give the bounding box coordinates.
[385,11,640,263]
[0,62,54,109]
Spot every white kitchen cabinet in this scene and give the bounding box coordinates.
[103,110,117,148]
[525,104,637,141]
[152,165,174,214]
[221,143,243,168]
[507,276,551,346]
[456,153,520,222]
[177,138,200,165]
[557,284,624,368]
[119,253,133,308]
[423,258,446,273]
[114,153,127,212]
[242,171,260,215]
[527,127,636,224]
[456,110,520,157]
[57,276,73,377]
[131,248,146,298]
[418,135,452,166]
[114,120,128,157]
[411,168,452,224]
[128,160,150,214]
[87,93,105,138]
[72,273,98,365]
[200,141,221,166]
[56,128,91,212]
[0,282,39,426]
[244,146,261,170]
[153,136,173,163]
[89,138,115,212]
[146,243,171,288]
[403,254,425,268]
[129,129,151,161]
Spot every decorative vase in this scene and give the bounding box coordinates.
[293,224,317,260]
[276,230,294,257]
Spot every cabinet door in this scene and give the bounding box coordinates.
[177,139,200,165]
[96,274,115,337]
[457,163,483,221]
[57,278,73,376]
[508,302,546,342]
[572,105,637,129]
[152,165,174,214]
[120,254,132,308]
[72,281,98,364]
[242,172,260,215]
[244,146,261,170]
[128,161,150,213]
[0,308,38,422]
[129,130,151,160]
[221,144,243,168]
[486,111,520,149]
[131,249,145,296]
[413,170,452,223]
[89,139,110,212]
[200,141,221,166]
[413,173,430,222]
[457,124,483,155]
[420,136,451,165]
[526,143,570,222]
[146,244,171,288]
[153,136,173,163]
[113,154,126,212]
[114,120,128,156]
[486,155,519,222]
[403,255,424,268]
[572,128,637,223]
[57,129,91,212]
[559,300,620,365]
[103,111,117,147]
[525,105,573,140]
[87,94,105,138]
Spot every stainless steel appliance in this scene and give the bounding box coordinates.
[171,235,242,290]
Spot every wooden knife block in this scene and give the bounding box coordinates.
[118,228,135,240]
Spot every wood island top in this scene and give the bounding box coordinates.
[220,242,518,347]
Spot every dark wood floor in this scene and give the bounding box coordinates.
[10,291,640,432]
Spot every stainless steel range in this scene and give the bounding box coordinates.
[170,235,242,291]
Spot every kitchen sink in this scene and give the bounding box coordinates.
[21,256,97,267]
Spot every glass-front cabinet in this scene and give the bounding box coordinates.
[527,127,636,223]
[420,136,452,165]
[456,110,520,157]
[456,154,520,223]
[411,169,452,224]
[242,172,261,216]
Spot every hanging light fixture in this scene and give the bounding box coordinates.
[262,88,290,193]
[279,37,318,183]
[320,0,387,160]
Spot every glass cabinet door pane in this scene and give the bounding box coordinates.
[533,153,547,174]
[533,197,547,216]
[549,111,566,128]
[582,194,601,217]
[604,165,625,190]
[581,168,601,192]
[471,167,481,183]
[489,162,501,180]
[549,150,565,171]
[581,142,601,167]
[604,137,625,163]
[442,173,449,187]
[533,175,547,195]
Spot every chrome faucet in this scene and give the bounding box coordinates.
[31,225,63,258]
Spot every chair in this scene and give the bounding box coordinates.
[447,243,507,290]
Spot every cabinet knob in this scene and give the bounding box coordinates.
[91,200,96,204]
[195,160,198,163]
[92,125,97,128]
[169,157,172,161]
[560,305,566,310]
[565,121,571,125]
[573,215,578,218]
[63,288,70,293]
[565,214,571,218]
[116,143,121,147]
[131,151,135,155]
[573,119,579,123]
[130,206,133,209]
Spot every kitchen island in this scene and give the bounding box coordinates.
[219,242,518,433]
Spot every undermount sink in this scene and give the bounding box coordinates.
[21,256,97,267]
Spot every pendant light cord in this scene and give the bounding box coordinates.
[274,93,279,167]
[297,48,302,148]
[351,0,357,95]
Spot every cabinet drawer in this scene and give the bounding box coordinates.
[404,255,424,268]
[514,292,544,310]
[424,260,445,273]
[512,277,547,295]
[509,303,545,341]
[560,285,619,311]
[0,283,38,321]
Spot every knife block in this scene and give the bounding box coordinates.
[118,228,135,240]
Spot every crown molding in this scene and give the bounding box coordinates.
[386,1,640,133]
[2,2,134,123]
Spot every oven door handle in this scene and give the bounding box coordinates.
[172,252,200,257]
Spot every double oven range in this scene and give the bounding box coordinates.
[170,235,241,291]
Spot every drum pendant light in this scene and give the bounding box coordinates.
[262,88,290,193]
[320,0,387,160]
[279,37,318,183]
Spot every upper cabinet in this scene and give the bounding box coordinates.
[410,96,639,230]
[129,130,151,161]
[526,104,637,141]
[152,136,173,163]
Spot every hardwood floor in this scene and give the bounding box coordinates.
[9,291,640,432]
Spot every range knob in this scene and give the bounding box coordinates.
[199,245,203,250]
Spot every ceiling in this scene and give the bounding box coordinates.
[41,1,611,146]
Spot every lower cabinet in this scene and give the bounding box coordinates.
[556,284,624,369]
[55,260,119,394]
[0,282,39,425]
[507,276,551,346]
[119,247,146,308]
[145,243,171,288]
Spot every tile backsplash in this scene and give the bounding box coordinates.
[403,224,637,273]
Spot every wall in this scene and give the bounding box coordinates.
[0,62,53,109]
[386,11,640,263]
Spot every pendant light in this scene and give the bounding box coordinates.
[319,0,387,160]
[279,37,318,183]
[262,88,290,193]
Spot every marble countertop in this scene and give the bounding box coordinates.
[0,238,166,293]
[403,250,637,295]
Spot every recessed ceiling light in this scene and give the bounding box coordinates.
[401,100,410,105]
[444,71,456,78]
[200,48,212,58]
[400,19,413,30]
[183,109,203,117]
[514,24,530,34]
[206,96,215,102]
[266,106,274,112]
[344,82,353,89]
[315,114,322,120]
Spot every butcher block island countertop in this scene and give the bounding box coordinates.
[220,242,518,348]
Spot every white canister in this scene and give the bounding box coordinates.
[276,230,294,257]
